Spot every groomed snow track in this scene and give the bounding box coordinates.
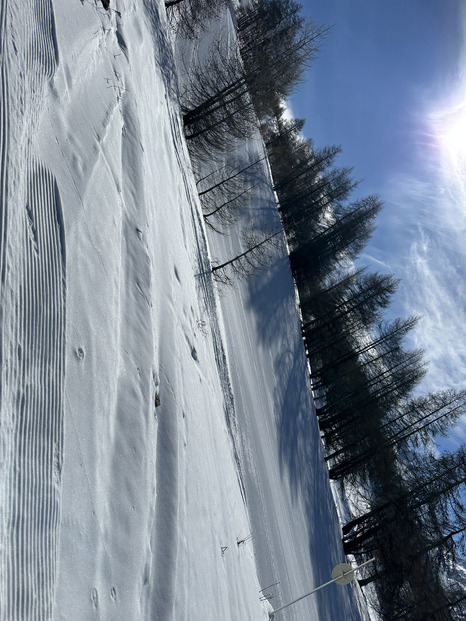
[0,1,64,619]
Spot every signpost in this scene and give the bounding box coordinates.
[269,557,376,617]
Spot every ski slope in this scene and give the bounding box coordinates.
[0,0,367,619]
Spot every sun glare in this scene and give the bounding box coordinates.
[431,94,466,179]
[439,104,466,168]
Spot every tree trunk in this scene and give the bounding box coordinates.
[211,231,280,272]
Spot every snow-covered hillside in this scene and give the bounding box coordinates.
[0,0,367,619]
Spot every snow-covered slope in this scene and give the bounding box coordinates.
[0,0,366,619]
[205,131,366,619]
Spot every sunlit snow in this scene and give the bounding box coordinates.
[0,0,368,619]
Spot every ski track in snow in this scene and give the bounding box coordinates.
[0,1,65,619]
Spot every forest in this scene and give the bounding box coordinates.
[165,0,466,618]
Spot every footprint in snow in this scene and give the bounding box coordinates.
[191,347,198,362]
[91,588,99,609]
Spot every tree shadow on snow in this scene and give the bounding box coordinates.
[247,259,361,620]
[246,255,297,347]
[142,0,179,99]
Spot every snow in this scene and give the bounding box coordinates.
[0,0,368,619]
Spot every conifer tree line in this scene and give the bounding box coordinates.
[266,103,466,620]
[167,0,466,618]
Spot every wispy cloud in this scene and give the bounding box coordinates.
[358,252,392,271]
[401,222,466,392]
[375,95,466,399]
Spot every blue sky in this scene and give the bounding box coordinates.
[290,0,466,426]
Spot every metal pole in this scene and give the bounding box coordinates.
[269,557,376,617]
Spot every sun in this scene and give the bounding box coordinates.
[439,106,466,165]
[431,94,466,177]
